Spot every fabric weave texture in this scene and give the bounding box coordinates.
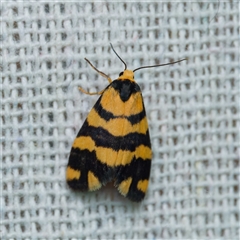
[1,1,239,239]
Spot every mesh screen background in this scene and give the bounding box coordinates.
[1,1,239,239]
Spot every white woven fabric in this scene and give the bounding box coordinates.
[2,1,239,239]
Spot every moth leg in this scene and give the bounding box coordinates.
[78,87,104,95]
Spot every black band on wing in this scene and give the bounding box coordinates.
[77,121,151,152]
[94,100,146,125]
[67,148,115,189]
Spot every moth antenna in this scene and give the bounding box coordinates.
[133,58,187,72]
[110,43,127,70]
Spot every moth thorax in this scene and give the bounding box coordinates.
[119,70,134,81]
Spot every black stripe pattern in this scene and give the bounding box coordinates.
[67,79,151,202]
[77,121,150,152]
[94,97,146,125]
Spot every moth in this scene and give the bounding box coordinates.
[66,44,186,202]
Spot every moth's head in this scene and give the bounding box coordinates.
[118,69,134,81]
